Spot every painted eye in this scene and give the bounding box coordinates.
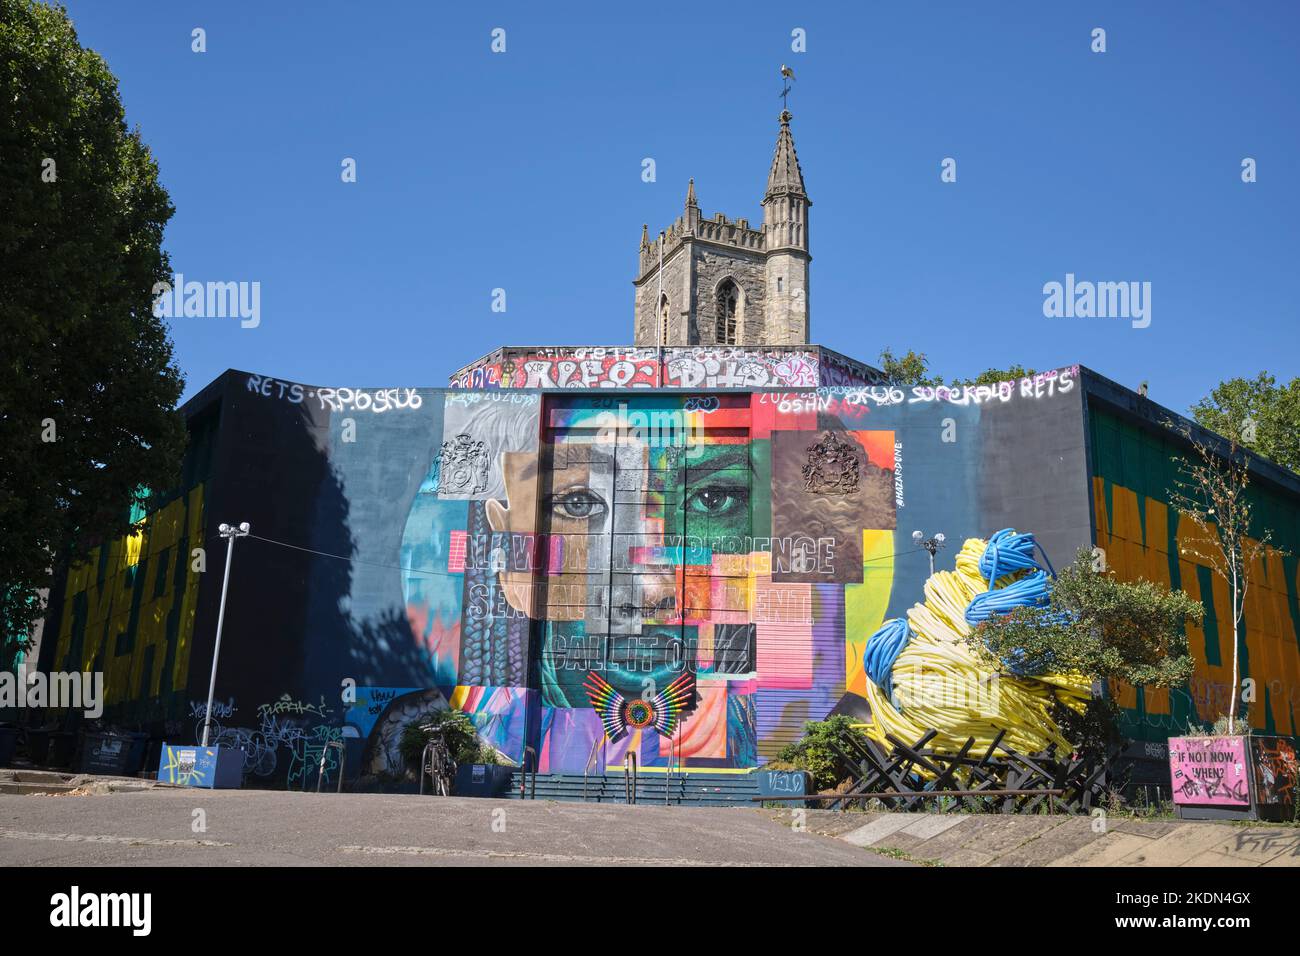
[686,486,746,516]
[552,487,607,520]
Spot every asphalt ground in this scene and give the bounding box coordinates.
[0,788,910,867]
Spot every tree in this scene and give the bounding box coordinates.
[877,348,1036,390]
[1190,372,1300,475]
[1166,423,1280,734]
[969,549,1202,692]
[877,347,943,386]
[0,0,186,650]
[952,364,1037,388]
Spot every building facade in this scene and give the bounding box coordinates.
[25,365,1300,789]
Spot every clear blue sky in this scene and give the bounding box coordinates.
[61,0,1300,412]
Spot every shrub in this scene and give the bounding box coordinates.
[398,709,501,775]
[772,715,872,791]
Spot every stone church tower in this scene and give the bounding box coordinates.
[633,110,811,347]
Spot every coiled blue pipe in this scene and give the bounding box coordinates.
[863,617,912,690]
[964,570,1052,624]
[978,528,1057,585]
[966,529,1067,675]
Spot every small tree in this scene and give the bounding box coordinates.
[876,347,1038,390]
[771,715,872,791]
[969,549,1202,692]
[877,347,945,387]
[951,365,1038,388]
[969,549,1201,763]
[1166,423,1279,735]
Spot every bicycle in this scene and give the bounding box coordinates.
[418,724,455,797]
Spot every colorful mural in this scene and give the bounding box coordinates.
[43,484,207,725]
[30,363,1300,787]
[178,366,1097,780]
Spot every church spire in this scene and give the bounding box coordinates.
[685,177,698,208]
[765,111,807,200]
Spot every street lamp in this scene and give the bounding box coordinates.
[200,521,249,747]
[912,529,946,576]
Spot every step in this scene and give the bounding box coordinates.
[504,771,760,806]
[0,781,80,795]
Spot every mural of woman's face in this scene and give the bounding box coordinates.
[486,427,758,707]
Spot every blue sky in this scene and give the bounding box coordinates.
[62,0,1300,412]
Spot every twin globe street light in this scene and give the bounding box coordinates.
[200,521,250,748]
[912,529,946,576]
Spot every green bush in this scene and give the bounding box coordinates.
[772,715,871,791]
[398,710,501,775]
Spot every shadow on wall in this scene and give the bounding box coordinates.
[197,397,440,788]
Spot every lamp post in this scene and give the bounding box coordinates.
[912,529,946,577]
[200,521,249,747]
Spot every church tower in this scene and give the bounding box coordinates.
[633,110,812,347]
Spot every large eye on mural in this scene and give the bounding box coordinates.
[551,486,609,521]
[685,483,748,517]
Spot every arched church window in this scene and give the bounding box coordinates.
[660,294,670,345]
[716,280,739,345]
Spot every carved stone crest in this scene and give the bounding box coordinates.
[801,430,860,496]
[438,433,490,495]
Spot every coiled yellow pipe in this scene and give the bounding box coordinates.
[862,537,1090,762]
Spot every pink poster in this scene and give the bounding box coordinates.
[1169,736,1250,806]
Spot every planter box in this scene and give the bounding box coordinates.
[1169,735,1298,822]
[156,742,243,789]
[77,732,149,777]
[452,763,512,798]
[756,768,812,807]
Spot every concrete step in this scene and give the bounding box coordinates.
[0,782,80,795]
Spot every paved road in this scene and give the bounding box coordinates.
[0,789,908,867]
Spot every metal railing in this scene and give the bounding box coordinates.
[582,734,607,802]
[624,751,638,804]
[314,740,346,793]
[519,745,537,800]
[664,731,682,805]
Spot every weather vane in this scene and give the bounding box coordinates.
[779,64,796,112]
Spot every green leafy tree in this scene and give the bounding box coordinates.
[877,347,943,386]
[951,365,1037,388]
[772,714,871,790]
[1190,372,1300,475]
[968,549,1202,691]
[878,348,1036,390]
[0,0,185,651]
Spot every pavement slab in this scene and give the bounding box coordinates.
[840,813,917,847]
[1049,831,1159,867]
[1115,823,1240,867]
[987,817,1102,867]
